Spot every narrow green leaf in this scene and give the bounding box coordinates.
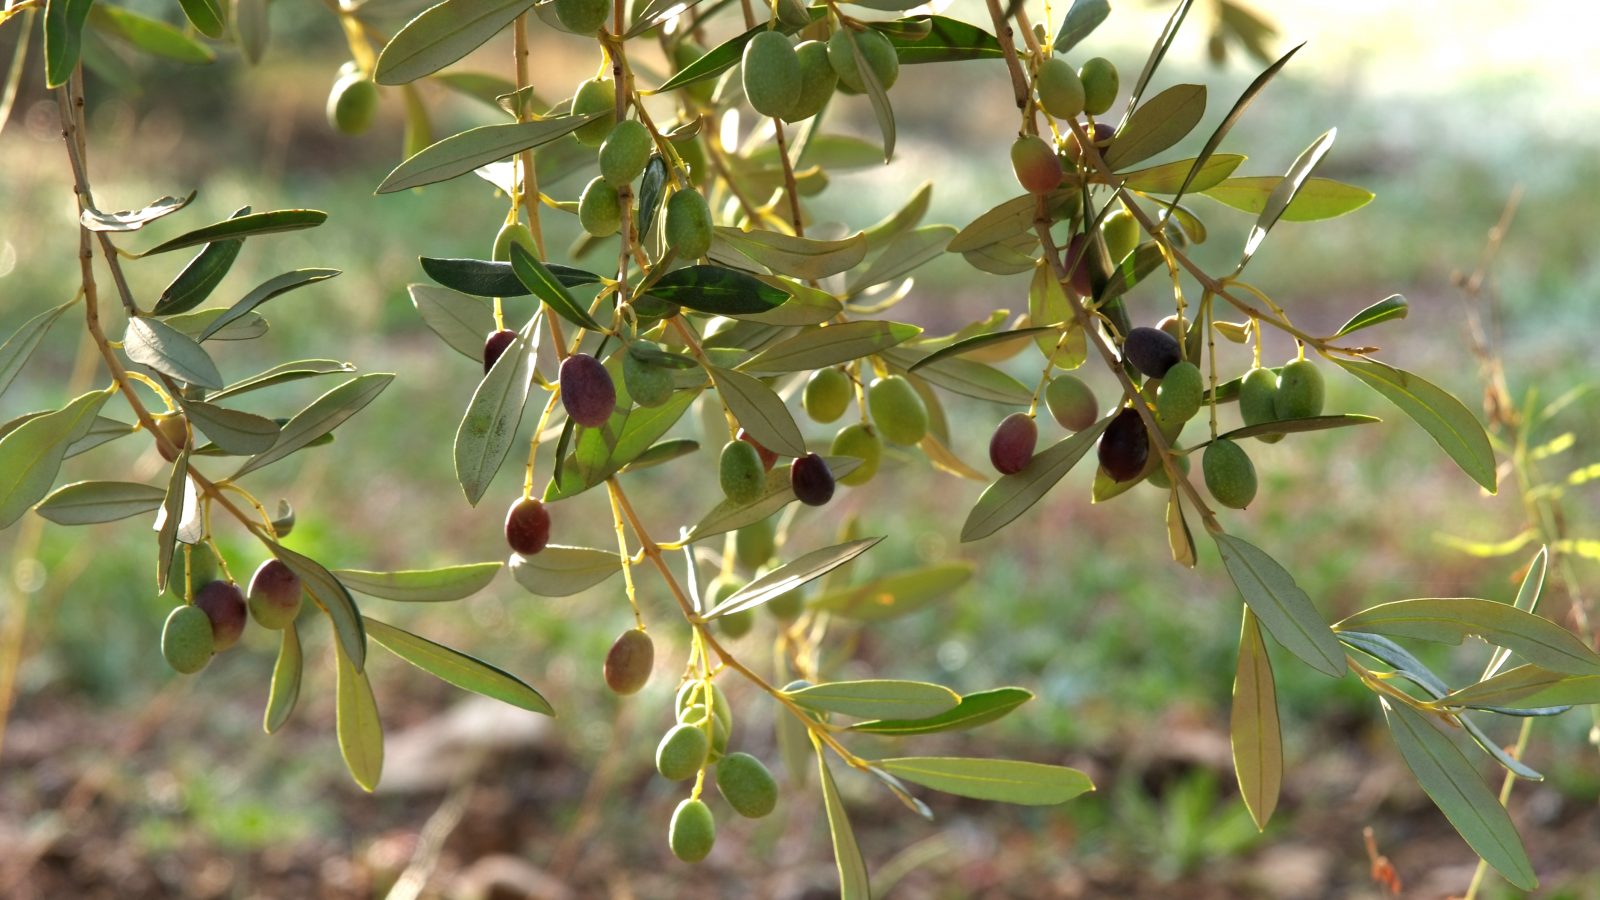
[137,210,327,256]
[877,757,1093,806]
[263,622,302,734]
[1334,597,1600,676]
[365,616,553,715]
[210,359,356,401]
[153,206,250,316]
[882,347,1032,405]
[35,480,165,525]
[197,269,339,342]
[546,389,700,500]
[1485,547,1549,679]
[80,191,195,232]
[0,389,112,528]
[1231,609,1282,830]
[1442,665,1600,711]
[816,746,872,900]
[409,285,494,361]
[270,541,366,671]
[67,415,135,458]
[788,679,961,720]
[715,228,868,281]
[1204,175,1373,222]
[175,0,225,38]
[1214,533,1345,678]
[182,401,279,455]
[709,538,882,618]
[378,117,591,193]
[333,562,501,602]
[1334,357,1497,491]
[647,265,788,315]
[43,0,94,87]
[1338,631,1452,696]
[1381,699,1535,890]
[163,308,268,343]
[847,225,955,294]
[742,322,920,374]
[0,296,76,401]
[1123,154,1244,194]
[1119,0,1196,129]
[235,373,394,478]
[909,327,1054,372]
[886,15,1000,64]
[454,318,537,505]
[636,154,668,238]
[123,317,223,389]
[374,0,537,84]
[707,366,806,458]
[1104,84,1206,171]
[962,416,1111,542]
[1096,242,1167,306]
[509,244,604,332]
[1236,129,1337,274]
[850,687,1032,736]
[809,562,974,622]
[1210,413,1380,443]
[847,26,895,161]
[334,638,383,792]
[508,545,622,596]
[418,256,599,298]
[1054,0,1109,55]
[1332,295,1409,339]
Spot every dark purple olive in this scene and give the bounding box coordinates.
[1098,406,1150,482]
[483,329,517,374]
[1122,326,1181,379]
[789,453,834,506]
[1064,234,1094,298]
[737,428,779,471]
[505,496,552,555]
[194,580,247,651]
[559,353,616,428]
[989,413,1038,475]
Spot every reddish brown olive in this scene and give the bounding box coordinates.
[989,413,1038,475]
[1098,406,1150,482]
[737,428,779,471]
[1063,234,1094,298]
[505,496,552,556]
[194,580,247,651]
[604,629,654,695]
[483,329,517,374]
[559,353,616,428]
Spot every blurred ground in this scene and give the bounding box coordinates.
[2,1,1598,898]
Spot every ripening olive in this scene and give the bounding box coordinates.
[559,353,617,427]
[1063,233,1094,297]
[1045,375,1098,431]
[1063,121,1115,164]
[784,40,837,122]
[665,189,713,259]
[742,31,801,118]
[194,580,247,652]
[716,752,778,818]
[989,413,1038,475]
[505,496,552,556]
[1101,208,1140,265]
[1274,358,1325,420]
[483,329,517,374]
[1203,438,1258,509]
[579,176,622,237]
[1098,406,1149,482]
[161,605,214,674]
[153,412,189,462]
[669,798,717,863]
[1156,361,1203,426]
[826,27,899,93]
[572,79,617,146]
[719,440,766,504]
[604,628,654,694]
[735,518,775,569]
[492,222,538,263]
[830,423,881,486]
[867,375,928,445]
[790,453,835,506]
[327,72,379,135]
[1239,367,1283,443]
[1036,57,1085,119]
[736,428,779,470]
[1079,57,1119,116]
[623,343,674,408]
[656,722,710,781]
[246,559,302,630]
[554,0,608,33]
[1011,135,1063,195]
[803,367,852,424]
[1123,326,1182,379]
[599,119,653,186]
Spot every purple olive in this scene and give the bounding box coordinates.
[505,497,552,556]
[483,329,517,374]
[989,413,1038,475]
[789,453,834,506]
[559,353,617,428]
[1123,326,1181,379]
[1098,406,1150,482]
[194,580,247,651]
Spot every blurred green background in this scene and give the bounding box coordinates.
[1,0,1597,897]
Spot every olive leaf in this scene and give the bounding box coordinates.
[197,269,340,342]
[683,455,861,543]
[1054,0,1110,55]
[876,757,1093,806]
[124,317,223,389]
[788,679,960,721]
[0,296,77,401]
[0,388,113,528]
[80,190,195,232]
[962,416,1111,542]
[1234,129,1338,274]
[364,616,553,715]
[647,265,788,316]
[1333,294,1408,337]
[1214,533,1346,678]
[153,205,250,316]
[378,117,595,193]
[375,0,538,85]
[264,623,303,734]
[1103,84,1206,171]
[35,480,167,525]
[334,638,383,792]
[885,15,1001,63]
[742,321,920,374]
[270,541,367,671]
[210,359,356,401]
[508,545,623,596]
[137,210,328,256]
[175,0,226,39]
[509,243,605,332]
[707,366,807,458]
[333,562,502,602]
[154,449,190,593]
[1204,175,1374,222]
[849,687,1032,736]
[43,0,95,87]
[181,401,280,455]
[409,285,495,361]
[1121,154,1244,194]
[419,256,599,297]
[1334,357,1496,492]
[707,538,882,618]
[1231,609,1282,830]
[235,373,394,477]
[816,745,872,900]
[808,562,974,622]
[454,316,538,505]
[1335,597,1600,676]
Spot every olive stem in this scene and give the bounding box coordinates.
[513,15,549,259]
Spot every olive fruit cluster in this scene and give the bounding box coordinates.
[659,681,778,862]
[579,117,656,238]
[161,559,304,674]
[739,25,899,124]
[1012,56,1121,194]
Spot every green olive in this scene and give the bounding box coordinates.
[830,423,882,486]
[867,375,928,445]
